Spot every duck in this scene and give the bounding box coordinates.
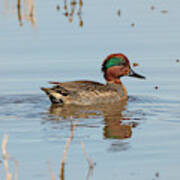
[41,53,145,106]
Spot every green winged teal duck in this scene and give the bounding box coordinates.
[41,53,145,106]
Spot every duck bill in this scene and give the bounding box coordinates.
[128,68,146,79]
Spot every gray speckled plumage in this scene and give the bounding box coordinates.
[41,80,127,106]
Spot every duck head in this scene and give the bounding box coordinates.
[102,53,145,83]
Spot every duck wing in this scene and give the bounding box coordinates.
[48,80,105,91]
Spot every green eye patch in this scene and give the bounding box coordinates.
[105,57,125,69]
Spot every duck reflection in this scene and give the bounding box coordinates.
[103,116,132,139]
[48,99,138,140]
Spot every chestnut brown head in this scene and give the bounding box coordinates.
[102,53,145,82]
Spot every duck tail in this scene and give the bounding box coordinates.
[41,87,64,105]
[41,87,50,94]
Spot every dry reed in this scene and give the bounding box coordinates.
[60,120,77,180]
[47,160,56,180]
[1,120,95,180]
[1,134,19,180]
[81,142,95,180]
[2,135,12,180]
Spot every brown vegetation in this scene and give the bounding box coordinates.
[1,120,95,180]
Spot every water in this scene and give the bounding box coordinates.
[0,0,180,179]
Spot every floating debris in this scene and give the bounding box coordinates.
[71,1,77,6]
[69,17,73,23]
[161,10,168,14]
[133,63,139,67]
[129,122,138,128]
[155,172,159,178]
[60,0,83,27]
[151,6,155,10]
[154,86,159,90]
[117,9,120,16]
[56,5,60,11]
[131,23,135,27]
[80,20,83,27]
[79,0,83,6]
[64,12,68,17]
[176,59,180,63]
[64,4,67,10]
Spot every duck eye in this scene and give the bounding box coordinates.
[117,61,126,66]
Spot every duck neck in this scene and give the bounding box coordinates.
[106,79,128,97]
[106,79,122,85]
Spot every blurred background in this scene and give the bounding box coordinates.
[0,0,180,179]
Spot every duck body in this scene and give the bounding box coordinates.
[41,53,145,106]
[41,80,127,106]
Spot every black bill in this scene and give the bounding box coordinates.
[128,68,146,79]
